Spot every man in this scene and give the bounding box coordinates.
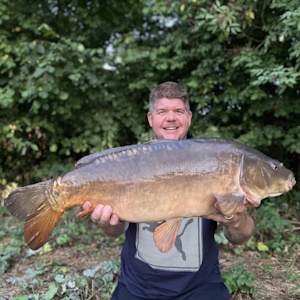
[82,81,255,299]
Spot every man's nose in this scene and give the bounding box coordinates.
[166,111,176,121]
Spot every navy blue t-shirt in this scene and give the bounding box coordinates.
[119,217,222,299]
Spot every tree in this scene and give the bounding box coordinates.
[0,0,146,183]
[0,0,299,187]
[110,0,300,181]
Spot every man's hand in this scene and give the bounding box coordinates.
[203,202,255,245]
[82,201,128,237]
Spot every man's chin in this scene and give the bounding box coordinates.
[160,131,182,140]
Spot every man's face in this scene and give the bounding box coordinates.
[147,98,192,140]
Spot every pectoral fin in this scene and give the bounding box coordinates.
[154,217,183,253]
[214,194,246,216]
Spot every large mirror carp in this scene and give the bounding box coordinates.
[5,139,296,252]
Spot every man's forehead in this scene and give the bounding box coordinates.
[154,98,185,109]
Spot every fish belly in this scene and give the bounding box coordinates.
[112,175,219,222]
[68,173,230,222]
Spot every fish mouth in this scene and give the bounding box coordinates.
[249,175,296,203]
[287,176,296,191]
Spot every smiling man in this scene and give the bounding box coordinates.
[83,81,254,300]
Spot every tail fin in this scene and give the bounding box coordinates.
[4,180,63,250]
[24,203,63,250]
[4,180,52,221]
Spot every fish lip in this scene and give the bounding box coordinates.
[286,174,297,192]
[287,177,296,191]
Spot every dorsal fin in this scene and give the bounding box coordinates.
[75,144,141,167]
[75,139,173,167]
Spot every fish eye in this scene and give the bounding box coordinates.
[273,164,278,170]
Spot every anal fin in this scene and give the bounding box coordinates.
[154,217,183,253]
[78,206,94,218]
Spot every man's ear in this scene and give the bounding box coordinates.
[188,111,192,126]
[147,111,153,127]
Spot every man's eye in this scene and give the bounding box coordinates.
[176,110,184,114]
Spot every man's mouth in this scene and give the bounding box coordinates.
[164,127,178,130]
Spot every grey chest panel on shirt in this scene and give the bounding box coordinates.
[135,217,203,272]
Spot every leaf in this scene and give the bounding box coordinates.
[49,144,58,152]
[55,274,65,283]
[44,283,59,300]
[59,91,69,100]
[32,67,45,78]
[257,242,269,252]
[83,268,97,278]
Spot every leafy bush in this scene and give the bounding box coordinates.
[1,0,300,186]
[250,193,300,255]
[222,260,256,297]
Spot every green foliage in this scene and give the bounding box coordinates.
[0,0,299,187]
[0,189,24,275]
[214,230,229,245]
[216,191,300,256]
[0,200,121,299]
[1,2,299,297]
[5,258,120,300]
[52,212,87,247]
[115,233,126,245]
[0,243,22,275]
[0,0,145,184]
[250,197,300,255]
[222,260,256,296]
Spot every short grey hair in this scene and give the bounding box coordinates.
[149,81,190,113]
